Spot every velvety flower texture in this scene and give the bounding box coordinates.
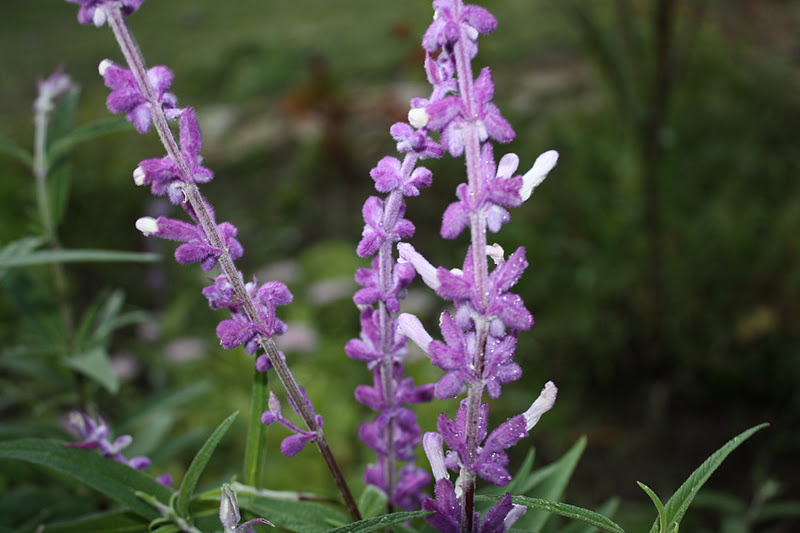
[65,0,143,26]
[398,1,559,531]
[99,60,180,133]
[347,8,456,506]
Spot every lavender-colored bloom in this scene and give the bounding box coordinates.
[402,1,559,530]
[261,391,321,457]
[425,68,514,157]
[64,411,171,486]
[99,60,180,133]
[34,67,75,114]
[357,196,416,258]
[133,108,213,203]
[65,0,143,26]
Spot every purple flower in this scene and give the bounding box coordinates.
[135,214,242,272]
[390,122,442,159]
[34,67,75,114]
[215,280,292,352]
[426,67,514,157]
[261,391,322,457]
[133,108,213,203]
[99,59,180,133]
[353,258,415,314]
[422,1,497,58]
[64,411,172,484]
[357,196,415,258]
[65,0,143,26]
[370,156,433,197]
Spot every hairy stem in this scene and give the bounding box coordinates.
[105,5,361,521]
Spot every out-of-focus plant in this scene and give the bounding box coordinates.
[0,2,774,533]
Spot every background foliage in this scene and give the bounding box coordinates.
[0,1,798,532]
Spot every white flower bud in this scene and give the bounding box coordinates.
[92,7,108,27]
[132,166,147,186]
[98,59,114,77]
[408,107,429,129]
[135,217,159,236]
[486,243,504,265]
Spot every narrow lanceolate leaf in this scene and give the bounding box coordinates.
[646,423,769,533]
[0,249,159,269]
[476,495,625,533]
[243,364,269,487]
[321,511,432,533]
[65,347,119,394]
[176,412,238,519]
[0,136,33,168]
[515,435,586,532]
[638,482,667,533]
[0,439,172,520]
[41,510,149,533]
[560,497,620,533]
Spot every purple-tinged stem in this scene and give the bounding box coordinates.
[104,5,361,521]
[450,2,491,531]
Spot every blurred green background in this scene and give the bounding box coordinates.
[1,0,798,531]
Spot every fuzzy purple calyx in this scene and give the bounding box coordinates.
[357,196,415,258]
[133,108,213,203]
[261,391,322,457]
[65,0,143,26]
[99,59,180,133]
[425,67,514,157]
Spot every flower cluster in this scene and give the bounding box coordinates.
[392,1,559,531]
[65,411,172,486]
[70,0,326,474]
[343,9,477,507]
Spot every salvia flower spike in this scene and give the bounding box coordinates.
[398,1,559,532]
[66,0,360,520]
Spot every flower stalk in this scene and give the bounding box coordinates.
[84,2,361,521]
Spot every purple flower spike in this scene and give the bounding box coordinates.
[65,0,143,26]
[99,60,179,133]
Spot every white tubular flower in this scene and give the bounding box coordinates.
[219,484,241,533]
[524,381,558,431]
[397,242,440,290]
[520,150,559,202]
[135,216,159,237]
[132,166,147,186]
[397,313,433,356]
[98,59,114,77]
[423,432,449,482]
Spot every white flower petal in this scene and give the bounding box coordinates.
[520,150,559,201]
[524,381,558,431]
[496,153,520,180]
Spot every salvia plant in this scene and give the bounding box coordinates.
[0,1,770,533]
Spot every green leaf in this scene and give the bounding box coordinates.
[244,364,269,486]
[0,136,33,168]
[42,510,148,533]
[559,498,620,533]
[638,482,667,533]
[646,423,769,533]
[476,495,625,533]
[0,249,159,269]
[357,484,388,519]
[47,161,72,229]
[0,237,43,279]
[515,435,586,532]
[47,118,131,162]
[0,438,172,520]
[321,511,432,533]
[176,412,239,519]
[48,86,81,148]
[238,496,349,533]
[65,347,119,394]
